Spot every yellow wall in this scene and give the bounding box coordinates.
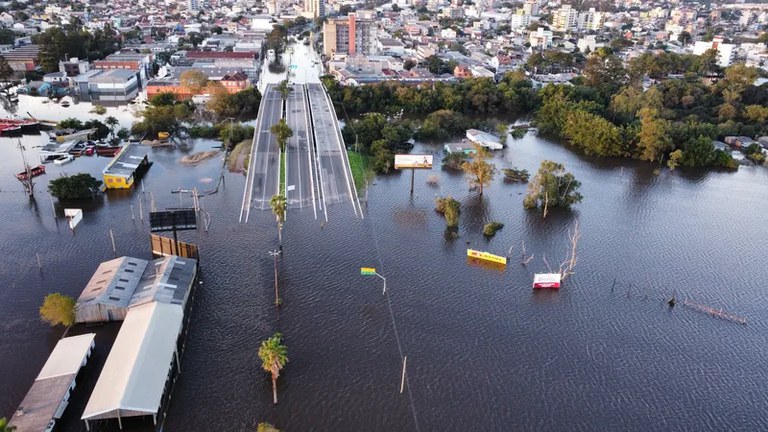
[103,174,134,189]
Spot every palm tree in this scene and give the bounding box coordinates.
[276,79,293,100]
[258,332,288,405]
[105,116,119,140]
[270,194,286,245]
[0,417,16,432]
[270,119,293,152]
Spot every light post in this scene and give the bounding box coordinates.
[269,249,282,318]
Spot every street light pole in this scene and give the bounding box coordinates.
[269,249,281,319]
[375,272,386,294]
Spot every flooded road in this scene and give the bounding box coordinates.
[1,95,768,431]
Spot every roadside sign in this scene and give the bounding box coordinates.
[395,154,433,169]
[287,185,296,191]
[467,249,507,266]
[360,267,376,275]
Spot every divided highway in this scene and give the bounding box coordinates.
[240,82,362,222]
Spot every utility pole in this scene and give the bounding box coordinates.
[269,249,282,319]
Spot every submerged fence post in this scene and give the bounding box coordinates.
[109,229,116,255]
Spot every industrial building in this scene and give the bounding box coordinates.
[102,143,151,189]
[75,255,197,323]
[9,334,96,431]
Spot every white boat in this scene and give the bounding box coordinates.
[53,154,74,165]
[466,129,504,150]
[40,140,80,162]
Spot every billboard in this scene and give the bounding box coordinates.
[150,209,197,232]
[467,249,507,266]
[394,154,433,169]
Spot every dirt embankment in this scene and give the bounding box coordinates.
[180,150,221,165]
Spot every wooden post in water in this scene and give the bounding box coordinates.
[50,195,56,219]
[130,205,135,221]
[400,356,407,394]
[109,229,116,255]
[138,197,144,222]
[36,253,41,269]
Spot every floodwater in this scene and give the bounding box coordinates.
[2,96,768,432]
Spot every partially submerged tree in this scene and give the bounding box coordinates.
[270,194,286,245]
[495,122,509,147]
[257,423,280,432]
[435,196,461,228]
[502,168,529,183]
[48,174,102,200]
[483,222,504,237]
[558,221,581,280]
[258,332,288,405]
[270,119,293,152]
[89,104,107,115]
[461,144,496,195]
[523,161,582,217]
[39,293,76,327]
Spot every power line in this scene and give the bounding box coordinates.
[368,214,421,432]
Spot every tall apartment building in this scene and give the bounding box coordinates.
[552,5,578,32]
[303,0,324,18]
[188,0,200,12]
[522,0,538,17]
[323,13,377,58]
[577,8,605,31]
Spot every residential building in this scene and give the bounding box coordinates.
[522,0,538,17]
[377,37,405,56]
[188,0,200,11]
[59,57,90,77]
[323,13,378,57]
[3,44,39,75]
[303,0,325,18]
[529,27,553,48]
[693,36,736,67]
[553,5,578,32]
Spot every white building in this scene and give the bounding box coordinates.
[522,0,538,16]
[693,37,736,67]
[577,35,604,53]
[510,12,533,29]
[552,5,578,32]
[529,27,553,48]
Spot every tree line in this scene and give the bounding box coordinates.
[325,50,768,170]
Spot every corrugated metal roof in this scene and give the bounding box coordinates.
[81,302,183,421]
[77,257,149,308]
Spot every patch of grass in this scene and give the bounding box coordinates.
[348,150,375,192]
[483,221,504,237]
[227,140,252,172]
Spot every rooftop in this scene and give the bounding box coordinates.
[103,143,149,178]
[81,302,183,422]
[9,334,96,432]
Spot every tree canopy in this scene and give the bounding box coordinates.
[524,161,583,215]
[39,293,76,327]
[48,173,102,200]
